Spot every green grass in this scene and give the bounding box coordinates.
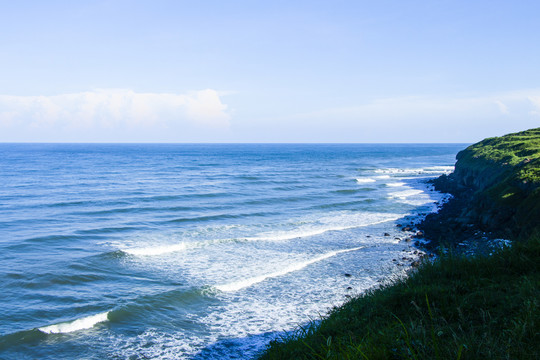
[463,128,540,167]
[448,128,540,239]
[459,127,540,184]
[258,237,540,360]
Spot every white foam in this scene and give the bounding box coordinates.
[123,242,187,256]
[244,226,352,242]
[118,213,405,256]
[386,182,406,187]
[38,311,109,334]
[424,166,455,173]
[356,175,391,183]
[389,189,424,199]
[215,247,364,292]
[374,166,454,176]
[243,213,404,242]
[356,178,376,183]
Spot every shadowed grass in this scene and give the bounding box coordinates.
[258,236,539,359]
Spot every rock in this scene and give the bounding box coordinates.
[415,231,424,237]
[347,286,352,290]
[384,233,390,236]
[411,261,421,267]
[344,273,352,277]
[403,226,412,232]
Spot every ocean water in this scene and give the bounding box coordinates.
[0,143,464,359]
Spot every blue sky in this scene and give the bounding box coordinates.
[1,0,539,142]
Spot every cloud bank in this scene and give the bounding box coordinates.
[291,90,540,121]
[1,88,539,143]
[0,89,231,142]
[258,90,540,142]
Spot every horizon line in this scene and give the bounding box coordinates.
[0,141,471,145]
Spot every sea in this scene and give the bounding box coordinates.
[0,143,465,359]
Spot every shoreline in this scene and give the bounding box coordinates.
[258,127,540,359]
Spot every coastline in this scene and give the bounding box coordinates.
[258,128,540,359]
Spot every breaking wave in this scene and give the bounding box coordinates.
[38,312,110,334]
[215,247,365,292]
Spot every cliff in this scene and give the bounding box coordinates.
[421,127,540,247]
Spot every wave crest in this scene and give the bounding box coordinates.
[215,247,364,292]
[122,242,188,256]
[38,311,110,334]
[356,178,376,183]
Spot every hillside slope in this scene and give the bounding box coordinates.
[421,127,540,248]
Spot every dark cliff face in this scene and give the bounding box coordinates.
[420,128,540,248]
[453,152,511,191]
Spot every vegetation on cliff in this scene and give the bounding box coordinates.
[258,128,540,359]
[423,127,540,245]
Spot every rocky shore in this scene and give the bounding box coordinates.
[418,127,540,252]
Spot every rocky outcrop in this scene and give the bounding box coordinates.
[419,128,540,249]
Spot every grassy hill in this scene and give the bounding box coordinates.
[421,128,540,249]
[258,128,540,359]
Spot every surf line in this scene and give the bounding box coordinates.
[38,311,110,334]
[120,217,402,257]
[215,246,365,292]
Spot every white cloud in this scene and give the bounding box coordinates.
[249,89,540,142]
[528,95,540,116]
[0,89,231,141]
[2,88,539,143]
[287,91,540,122]
[494,100,510,115]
